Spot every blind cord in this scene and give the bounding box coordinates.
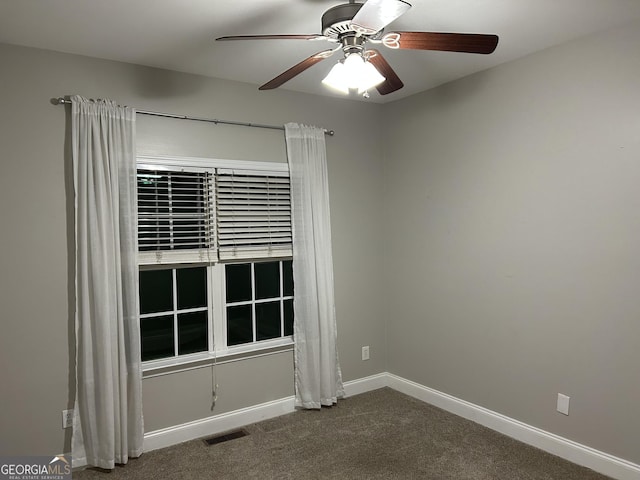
[210,172,219,410]
[211,360,218,410]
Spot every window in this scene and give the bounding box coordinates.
[136,156,293,367]
[139,266,208,361]
[226,260,294,346]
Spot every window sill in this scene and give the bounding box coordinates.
[142,337,294,378]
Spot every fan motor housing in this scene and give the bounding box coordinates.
[321,3,363,38]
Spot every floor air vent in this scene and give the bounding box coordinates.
[203,429,248,446]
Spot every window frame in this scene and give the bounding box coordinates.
[137,155,294,374]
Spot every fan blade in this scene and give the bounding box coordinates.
[367,49,404,95]
[216,34,325,41]
[350,0,412,35]
[383,31,499,54]
[259,49,335,90]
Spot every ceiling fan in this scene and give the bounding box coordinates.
[216,0,499,97]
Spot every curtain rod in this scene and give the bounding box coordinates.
[53,97,334,136]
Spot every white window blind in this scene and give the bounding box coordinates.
[137,163,292,264]
[137,168,216,265]
[216,168,292,261]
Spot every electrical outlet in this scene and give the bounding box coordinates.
[62,409,73,429]
[557,394,570,416]
[362,346,370,361]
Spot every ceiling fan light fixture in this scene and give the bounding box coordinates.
[343,52,366,87]
[357,59,386,93]
[322,53,386,95]
[322,61,350,94]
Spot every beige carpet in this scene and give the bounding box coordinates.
[74,388,611,479]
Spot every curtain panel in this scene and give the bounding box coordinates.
[285,123,344,409]
[71,96,143,468]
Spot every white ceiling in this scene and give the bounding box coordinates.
[2,0,640,103]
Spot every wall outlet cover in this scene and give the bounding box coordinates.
[62,409,74,429]
[362,346,370,361]
[557,394,570,416]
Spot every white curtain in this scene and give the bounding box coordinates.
[71,96,143,469]
[285,123,344,409]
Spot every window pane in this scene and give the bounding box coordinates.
[139,220,170,251]
[255,262,280,300]
[138,173,169,212]
[178,311,208,355]
[139,269,173,314]
[284,299,294,337]
[226,264,252,303]
[138,173,170,251]
[227,305,253,346]
[173,219,206,250]
[141,315,174,361]
[137,170,210,251]
[283,260,293,297]
[177,267,207,309]
[256,301,281,341]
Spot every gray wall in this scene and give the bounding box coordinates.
[0,43,386,454]
[383,20,640,464]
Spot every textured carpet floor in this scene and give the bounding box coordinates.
[74,388,611,479]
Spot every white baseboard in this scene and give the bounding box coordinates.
[142,372,639,480]
[144,396,295,452]
[343,372,388,397]
[386,373,640,480]
[143,374,385,453]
